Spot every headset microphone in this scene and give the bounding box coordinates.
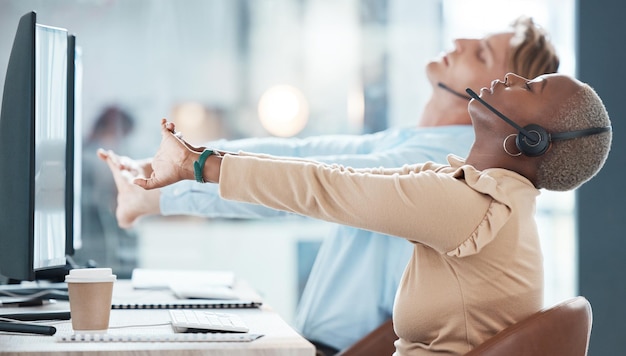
[465,88,611,157]
[437,82,472,101]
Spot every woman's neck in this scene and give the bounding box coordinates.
[465,140,539,186]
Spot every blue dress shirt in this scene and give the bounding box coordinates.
[160,125,474,350]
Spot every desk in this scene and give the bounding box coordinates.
[0,280,315,355]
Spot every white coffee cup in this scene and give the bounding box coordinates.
[65,268,117,333]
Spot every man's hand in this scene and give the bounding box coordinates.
[97,149,161,228]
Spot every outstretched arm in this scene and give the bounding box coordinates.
[134,119,496,251]
[127,122,474,221]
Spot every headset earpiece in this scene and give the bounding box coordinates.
[515,124,611,157]
[516,124,551,157]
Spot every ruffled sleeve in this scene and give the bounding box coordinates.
[444,156,538,257]
[445,199,511,257]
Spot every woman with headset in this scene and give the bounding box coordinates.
[104,72,611,355]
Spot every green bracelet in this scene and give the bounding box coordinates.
[193,149,214,183]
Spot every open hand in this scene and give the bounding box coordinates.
[97,149,161,228]
[133,118,203,190]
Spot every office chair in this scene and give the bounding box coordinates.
[336,318,395,356]
[465,296,593,356]
[337,296,592,356]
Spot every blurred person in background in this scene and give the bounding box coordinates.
[75,105,138,278]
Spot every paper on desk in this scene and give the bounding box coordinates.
[131,268,235,290]
[169,282,239,300]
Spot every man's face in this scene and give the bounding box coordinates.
[426,31,515,98]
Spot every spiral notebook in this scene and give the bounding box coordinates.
[57,333,264,343]
[111,299,262,310]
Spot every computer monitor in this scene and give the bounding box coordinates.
[0,11,77,285]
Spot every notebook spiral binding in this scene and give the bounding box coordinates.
[111,300,263,310]
[56,333,264,343]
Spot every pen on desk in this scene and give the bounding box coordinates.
[0,311,71,321]
[0,321,57,335]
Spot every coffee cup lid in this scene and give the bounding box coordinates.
[65,268,117,283]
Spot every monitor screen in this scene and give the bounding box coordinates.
[0,12,77,283]
[34,22,69,270]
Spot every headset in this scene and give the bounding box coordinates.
[437,82,472,101]
[464,88,611,157]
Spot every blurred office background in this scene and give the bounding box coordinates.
[0,0,578,331]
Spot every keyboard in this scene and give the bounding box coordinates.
[169,310,249,333]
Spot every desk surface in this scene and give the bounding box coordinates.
[0,280,315,356]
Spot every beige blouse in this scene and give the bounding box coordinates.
[219,152,543,355]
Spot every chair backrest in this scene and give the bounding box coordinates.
[338,297,592,356]
[337,318,396,356]
[465,296,593,356]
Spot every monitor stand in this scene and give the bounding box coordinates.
[0,262,71,306]
[0,256,93,305]
[0,282,69,304]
